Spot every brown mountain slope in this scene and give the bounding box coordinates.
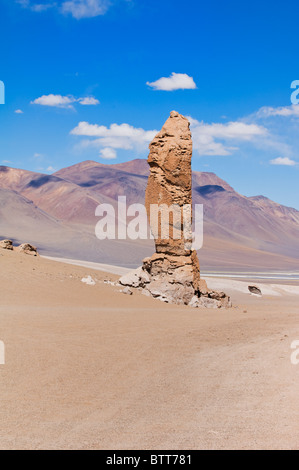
[54,159,299,260]
[1,160,299,270]
[0,166,115,223]
[55,160,148,206]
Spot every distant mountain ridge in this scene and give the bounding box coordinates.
[0,159,299,270]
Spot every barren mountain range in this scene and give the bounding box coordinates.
[1,159,299,271]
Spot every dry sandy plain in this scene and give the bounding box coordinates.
[0,249,298,450]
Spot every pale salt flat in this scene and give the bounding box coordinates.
[43,256,299,297]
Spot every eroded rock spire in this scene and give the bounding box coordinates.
[120,111,231,309]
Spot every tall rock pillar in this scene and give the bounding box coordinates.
[120,111,231,308]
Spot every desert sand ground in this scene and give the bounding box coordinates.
[0,249,298,450]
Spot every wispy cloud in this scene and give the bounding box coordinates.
[17,0,56,12]
[46,166,57,172]
[244,103,299,161]
[147,73,197,91]
[14,109,24,114]
[189,117,267,156]
[256,104,299,118]
[61,0,110,19]
[270,157,298,166]
[16,0,114,19]
[31,94,100,109]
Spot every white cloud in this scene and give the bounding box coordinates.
[33,153,43,158]
[256,104,299,118]
[270,157,297,166]
[78,97,100,105]
[189,117,267,156]
[31,94,100,109]
[46,166,57,173]
[61,0,110,19]
[146,73,197,91]
[70,121,157,150]
[100,148,117,159]
[71,117,267,158]
[17,0,111,18]
[31,94,76,109]
[14,109,24,114]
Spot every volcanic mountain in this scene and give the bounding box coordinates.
[0,160,299,271]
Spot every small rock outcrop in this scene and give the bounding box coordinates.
[16,243,38,256]
[0,239,13,250]
[119,111,231,308]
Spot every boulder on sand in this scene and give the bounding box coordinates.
[0,240,14,250]
[16,243,38,256]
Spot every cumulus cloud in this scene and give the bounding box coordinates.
[70,121,157,150]
[31,94,100,109]
[270,157,297,166]
[31,94,76,109]
[146,73,197,91]
[100,148,117,159]
[189,117,267,156]
[14,109,24,114]
[78,97,100,105]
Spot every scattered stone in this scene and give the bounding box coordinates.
[209,291,226,300]
[16,243,38,256]
[104,279,117,286]
[248,285,262,296]
[122,287,133,295]
[0,239,13,250]
[119,266,150,288]
[81,275,96,286]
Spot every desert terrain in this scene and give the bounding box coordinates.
[1,160,299,271]
[0,249,298,450]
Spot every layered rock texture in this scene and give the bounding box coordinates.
[119,111,232,308]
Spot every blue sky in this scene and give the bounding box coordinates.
[0,0,299,209]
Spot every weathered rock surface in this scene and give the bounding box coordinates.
[0,239,14,250]
[121,287,133,296]
[16,243,38,256]
[120,111,231,308]
[248,285,262,296]
[145,110,193,256]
